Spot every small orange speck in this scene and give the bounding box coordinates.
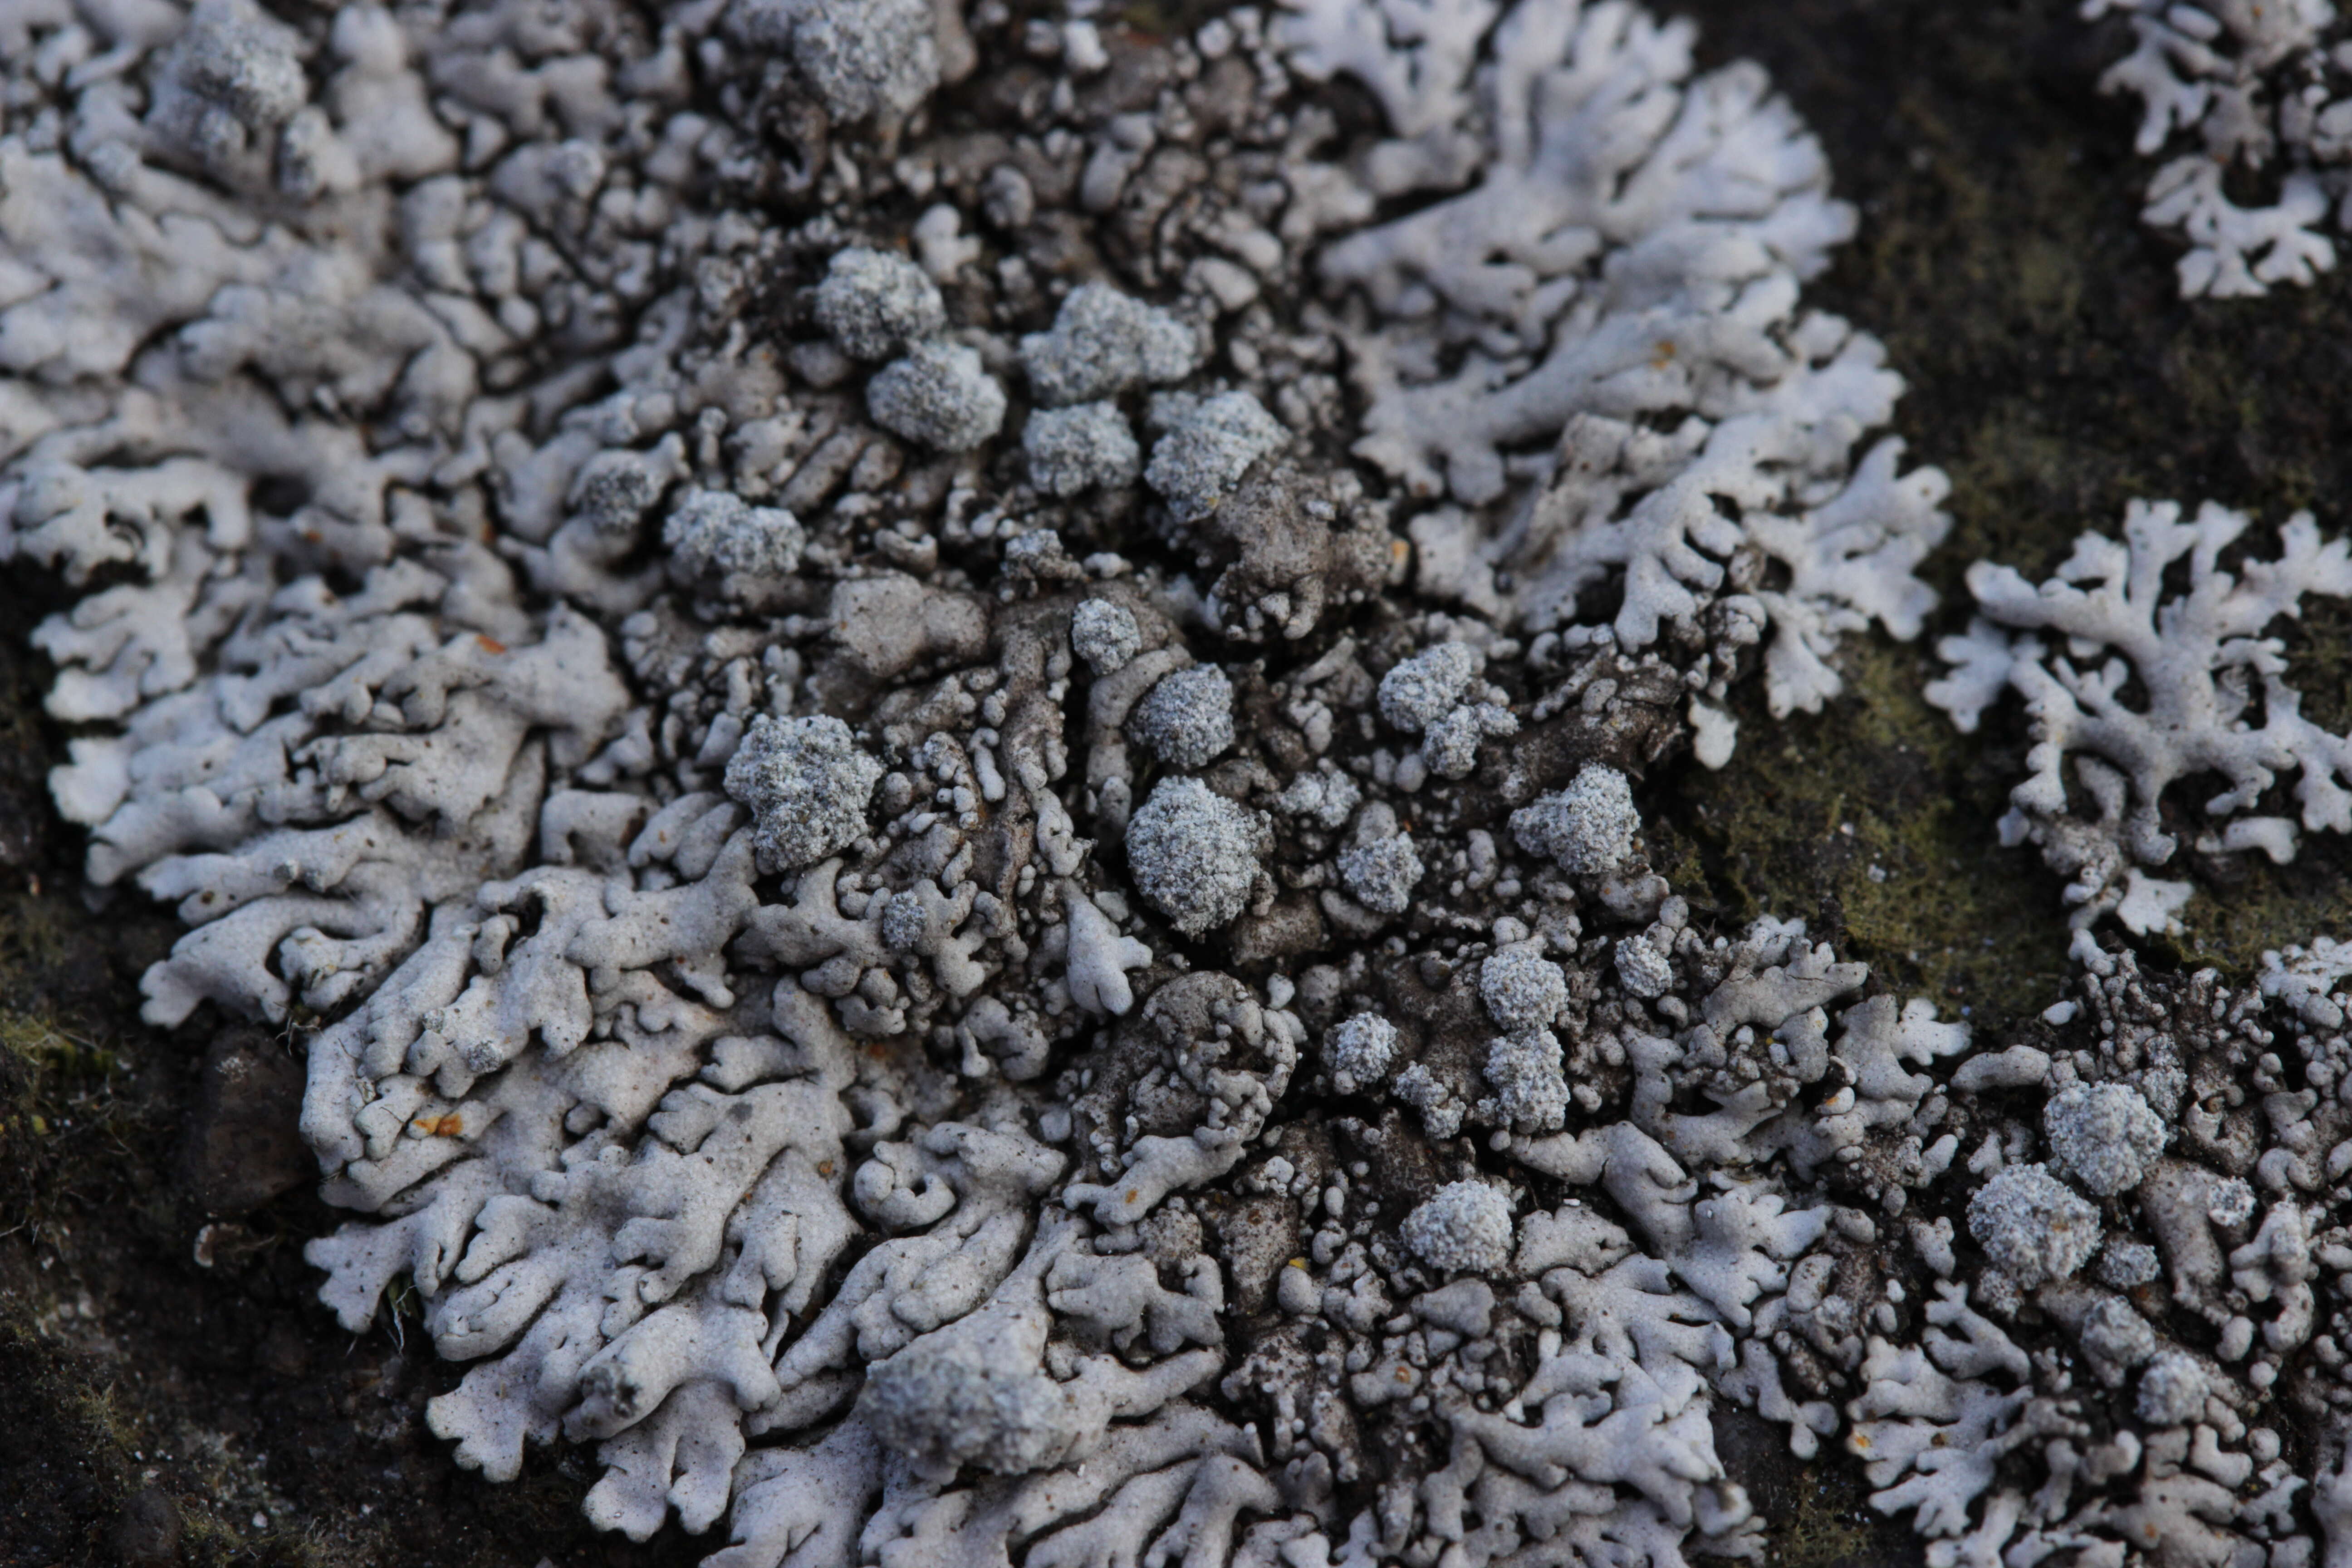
[1395,1367,1412,1382]
[1850,1434,1872,1453]
[1126,1189,1140,1204]
[818,1161,835,1177]
[1651,339,1676,368]
[477,635,508,654]
[418,1113,463,1137]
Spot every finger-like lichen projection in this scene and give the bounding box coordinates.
[1847,932,2352,1568]
[2084,0,2352,296]
[1929,498,2352,934]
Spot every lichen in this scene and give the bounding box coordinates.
[20,1,2349,1566]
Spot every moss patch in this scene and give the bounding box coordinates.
[1658,636,2073,1024]
[1661,0,2352,1022]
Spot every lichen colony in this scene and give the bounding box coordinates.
[9,0,2352,1564]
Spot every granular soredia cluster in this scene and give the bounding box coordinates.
[19,0,2352,1564]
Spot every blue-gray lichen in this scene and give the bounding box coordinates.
[1126,666,1235,770]
[724,714,883,872]
[867,341,1007,451]
[11,0,2218,1564]
[813,247,946,362]
[1122,776,1265,936]
[1401,1181,1513,1275]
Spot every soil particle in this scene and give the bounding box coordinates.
[181,1029,310,1220]
[108,1485,183,1568]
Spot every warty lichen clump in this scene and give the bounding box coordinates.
[1018,282,1200,408]
[665,490,806,608]
[1067,596,1140,675]
[811,246,947,363]
[1401,1181,1514,1276]
[1511,762,1644,878]
[1022,400,1141,498]
[1320,1012,1396,1094]
[724,713,885,873]
[1122,775,1266,937]
[1126,664,1236,770]
[2044,1080,2168,1196]
[1966,1161,2103,1290]
[864,340,1007,452]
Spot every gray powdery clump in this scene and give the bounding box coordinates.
[2136,1348,2209,1426]
[1967,1162,2102,1289]
[2208,1173,2258,1227]
[1019,283,1199,407]
[1614,933,1673,998]
[869,342,1006,451]
[1278,764,1361,830]
[880,890,929,951]
[1484,1029,1568,1131]
[1124,776,1265,936]
[1323,1014,1397,1093]
[724,713,884,872]
[1144,391,1288,523]
[1392,1062,1461,1139]
[573,448,674,535]
[1069,598,1140,674]
[2079,1297,2157,1371]
[2044,1082,2167,1196]
[2098,1239,2163,1289]
[1511,763,1641,877]
[1403,1181,1513,1274]
[813,246,946,361]
[1338,811,1423,915]
[1024,402,1140,496]
[1127,666,1235,769]
[664,489,803,604]
[148,0,307,169]
[1379,642,1481,732]
[1480,943,1566,1031]
[735,0,941,122]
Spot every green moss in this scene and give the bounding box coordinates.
[1652,0,2352,1025]
[1112,0,1225,39]
[0,1010,118,1081]
[1715,1403,1919,1568]
[0,1321,133,1560]
[1662,635,2070,1025]
[2275,593,2352,735]
[1767,1465,1886,1568]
